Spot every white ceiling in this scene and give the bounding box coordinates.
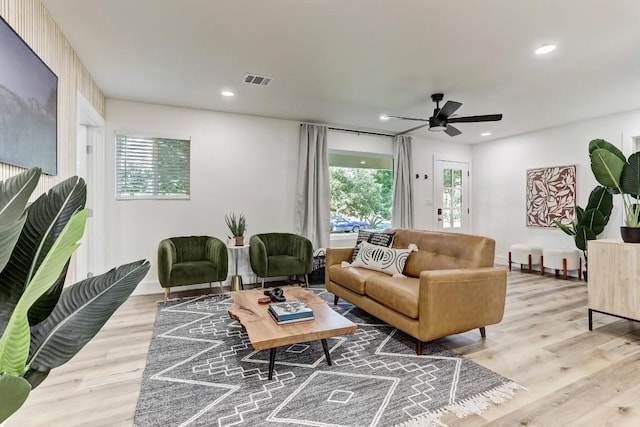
[41,0,640,143]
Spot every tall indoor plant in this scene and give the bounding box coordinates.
[589,138,640,242]
[0,167,150,423]
[554,185,613,279]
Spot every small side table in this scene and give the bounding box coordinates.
[227,244,249,292]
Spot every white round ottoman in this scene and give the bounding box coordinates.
[541,248,582,280]
[509,244,543,273]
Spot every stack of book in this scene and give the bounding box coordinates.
[268,299,314,324]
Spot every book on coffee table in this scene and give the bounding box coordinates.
[268,299,314,323]
[268,309,314,325]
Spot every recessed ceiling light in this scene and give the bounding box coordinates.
[481,132,492,137]
[380,115,389,121]
[535,44,556,55]
[360,161,367,165]
[221,90,235,97]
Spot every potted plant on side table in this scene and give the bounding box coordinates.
[589,138,640,242]
[554,185,613,281]
[225,212,247,246]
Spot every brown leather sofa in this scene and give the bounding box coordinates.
[325,228,507,354]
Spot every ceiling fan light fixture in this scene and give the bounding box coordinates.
[429,126,447,132]
[481,132,492,137]
[380,115,389,121]
[221,90,235,97]
[535,44,556,55]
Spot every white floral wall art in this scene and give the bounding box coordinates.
[526,165,576,227]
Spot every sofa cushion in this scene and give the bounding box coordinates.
[170,261,219,286]
[352,242,416,276]
[388,228,496,276]
[352,230,395,262]
[267,255,306,276]
[365,276,420,319]
[328,264,391,295]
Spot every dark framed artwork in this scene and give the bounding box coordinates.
[526,165,576,227]
[0,15,58,175]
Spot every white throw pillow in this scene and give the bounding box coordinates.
[351,242,418,277]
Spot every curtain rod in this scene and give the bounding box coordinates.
[299,123,393,138]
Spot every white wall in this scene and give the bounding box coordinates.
[106,100,300,294]
[105,101,477,294]
[411,135,473,230]
[472,108,640,268]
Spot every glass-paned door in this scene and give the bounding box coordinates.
[434,160,469,233]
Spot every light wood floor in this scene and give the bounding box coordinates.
[9,270,640,426]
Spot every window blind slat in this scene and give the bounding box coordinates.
[115,134,190,198]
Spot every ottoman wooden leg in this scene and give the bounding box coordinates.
[480,327,486,338]
[508,251,512,271]
[579,258,583,281]
[563,258,568,280]
[528,254,532,272]
[540,255,545,276]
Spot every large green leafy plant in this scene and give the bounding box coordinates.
[589,138,640,226]
[554,185,613,262]
[0,167,150,422]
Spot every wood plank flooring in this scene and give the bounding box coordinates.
[8,270,640,426]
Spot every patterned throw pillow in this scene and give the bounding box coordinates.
[351,231,395,262]
[351,241,417,277]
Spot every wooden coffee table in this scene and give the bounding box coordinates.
[227,286,357,380]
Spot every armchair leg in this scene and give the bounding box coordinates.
[261,278,265,290]
[218,281,224,297]
[164,288,170,305]
[333,295,339,305]
[479,327,486,338]
[305,273,309,288]
[416,340,423,355]
[209,282,212,294]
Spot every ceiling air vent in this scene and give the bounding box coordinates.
[243,73,273,86]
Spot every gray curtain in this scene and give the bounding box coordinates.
[295,124,330,248]
[392,135,414,228]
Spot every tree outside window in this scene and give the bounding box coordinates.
[329,152,392,232]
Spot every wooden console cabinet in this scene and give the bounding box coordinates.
[587,239,640,330]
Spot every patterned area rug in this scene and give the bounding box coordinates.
[134,287,523,426]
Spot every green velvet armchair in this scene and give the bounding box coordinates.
[249,233,313,289]
[157,236,228,302]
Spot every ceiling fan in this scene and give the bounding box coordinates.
[385,93,503,137]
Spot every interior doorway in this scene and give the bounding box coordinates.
[434,159,470,233]
[75,93,105,280]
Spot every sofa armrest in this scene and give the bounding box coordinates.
[290,235,313,273]
[204,237,229,280]
[249,235,268,277]
[157,239,177,288]
[325,248,354,267]
[418,267,507,340]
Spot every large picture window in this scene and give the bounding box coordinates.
[329,152,392,233]
[115,134,190,199]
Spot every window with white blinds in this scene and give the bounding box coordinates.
[115,134,190,199]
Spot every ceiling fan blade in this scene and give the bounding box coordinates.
[395,123,428,136]
[436,101,462,119]
[445,125,462,137]
[447,114,503,123]
[385,115,429,122]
